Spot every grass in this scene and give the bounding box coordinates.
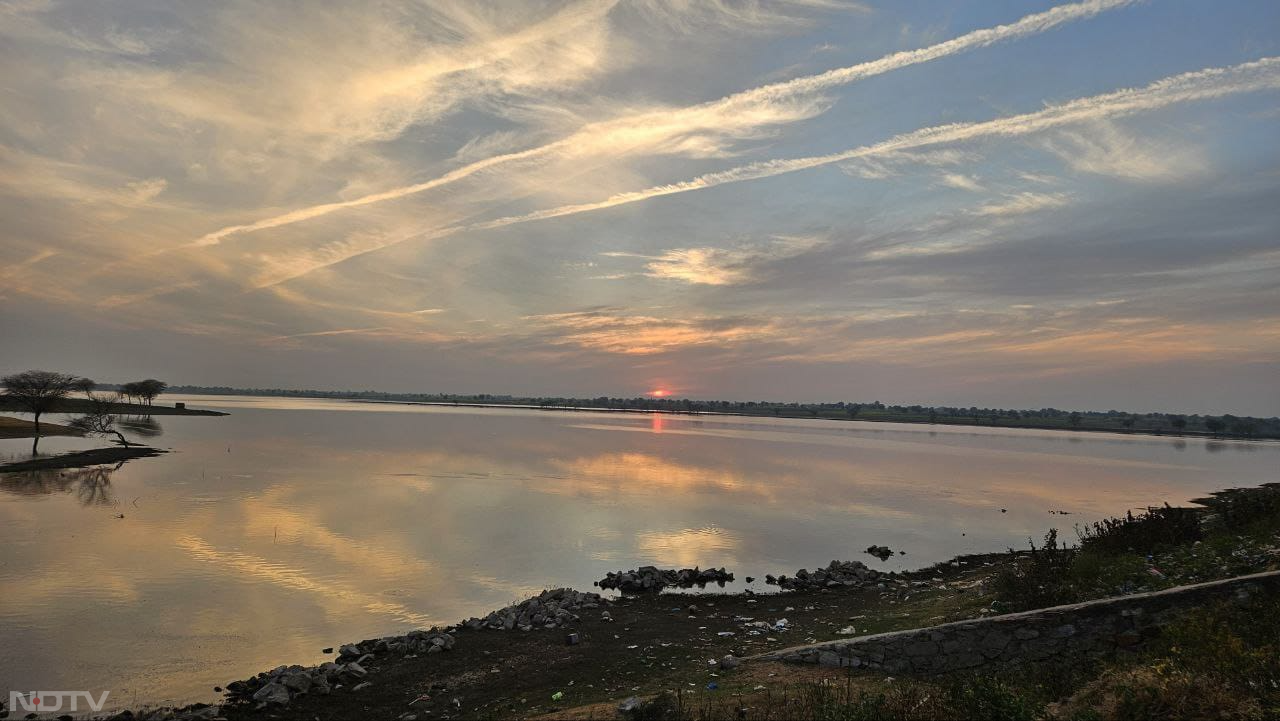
[1050,597,1280,720]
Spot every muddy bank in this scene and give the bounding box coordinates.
[0,445,167,472]
[0,415,83,439]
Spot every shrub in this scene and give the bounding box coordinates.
[994,529,1078,611]
[1075,504,1201,556]
[1195,483,1280,532]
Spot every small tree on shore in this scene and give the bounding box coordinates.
[73,377,96,398]
[128,379,168,406]
[1,370,94,435]
[68,393,132,447]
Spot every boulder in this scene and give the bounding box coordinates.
[251,683,290,706]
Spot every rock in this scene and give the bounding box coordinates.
[338,644,361,658]
[251,683,291,706]
[344,661,368,678]
[618,696,641,713]
[352,682,372,692]
[865,545,894,561]
[719,654,740,670]
[470,588,604,630]
[766,560,880,591]
[280,672,311,693]
[598,567,733,593]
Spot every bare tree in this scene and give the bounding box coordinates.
[68,392,132,447]
[1,370,94,436]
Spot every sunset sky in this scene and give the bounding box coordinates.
[1,0,1278,414]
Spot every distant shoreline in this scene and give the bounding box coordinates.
[178,392,1276,442]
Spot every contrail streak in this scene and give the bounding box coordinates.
[254,56,1280,288]
[198,0,1137,247]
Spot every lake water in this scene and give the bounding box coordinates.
[1,395,1277,708]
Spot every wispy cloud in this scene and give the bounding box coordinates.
[939,173,985,192]
[190,0,1134,246]
[255,56,1280,287]
[970,191,1071,217]
[1040,119,1205,181]
[522,309,786,355]
[602,236,822,285]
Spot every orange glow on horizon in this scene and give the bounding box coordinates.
[648,389,670,397]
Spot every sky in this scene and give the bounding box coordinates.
[1,0,1278,415]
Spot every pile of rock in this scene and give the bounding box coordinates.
[865,545,895,561]
[765,560,880,590]
[460,587,604,631]
[596,566,734,593]
[225,629,456,709]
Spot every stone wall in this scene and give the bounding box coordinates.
[756,570,1280,674]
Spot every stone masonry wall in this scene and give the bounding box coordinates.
[757,570,1280,674]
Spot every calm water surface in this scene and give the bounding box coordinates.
[1,395,1277,708]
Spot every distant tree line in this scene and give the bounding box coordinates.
[165,385,1279,439]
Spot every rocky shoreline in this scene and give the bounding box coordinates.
[81,560,941,721]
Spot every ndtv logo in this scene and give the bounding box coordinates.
[9,690,111,714]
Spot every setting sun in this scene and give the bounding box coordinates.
[648,389,670,397]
